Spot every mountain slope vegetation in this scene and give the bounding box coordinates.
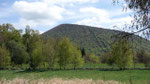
[42,24,150,56]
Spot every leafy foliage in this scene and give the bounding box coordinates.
[71,45,84,69]
[101,52,114,66]
[111,38,133,69]
[0,23,150,70]
[57,37,74,69]
[0,46,11,69]
[43,38,57,69]
[23,27,43,69]
[42,24,150,56]
[31,42,43,69]
[7,40,29,65]
[0,24,22,46]
[84,53,100,64]
[136,50,150,67]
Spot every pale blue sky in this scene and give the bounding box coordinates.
[0,0,133,33]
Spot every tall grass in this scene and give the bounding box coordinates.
[0,78,121,84]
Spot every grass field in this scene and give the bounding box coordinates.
[0,70,150,84]
[8,63,146,70]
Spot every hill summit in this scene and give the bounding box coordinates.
[42,24,150,56]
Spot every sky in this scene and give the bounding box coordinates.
[0,0,133,33]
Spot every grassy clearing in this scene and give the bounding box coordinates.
[0,70,150,84]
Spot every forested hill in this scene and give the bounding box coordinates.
[42,24,150,56]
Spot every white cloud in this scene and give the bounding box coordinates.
[12,0,99,28]
[75,7,133,30]
[0,0,133,33]
[80,7,109,19]
[13,1,65,27]
[43,0,99,4]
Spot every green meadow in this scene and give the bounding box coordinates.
[0,69,150,84]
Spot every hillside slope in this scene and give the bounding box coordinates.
[42,24,150,56]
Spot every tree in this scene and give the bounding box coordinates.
[132,52,138,68]
[143,55,150,67]
[136,49,150,67]
[136,49,146,63]
[111,38,133,70]
[71,45,84,70]
[0,24,22,46]
[22,26,32,53]
[84,53,99,64]
[43,38,57,69]
[83,53,100,68]
[113,0,150,68]
[89,54,100,64]
[30,42,43,69]
[81,48,86,58]
[30,31,43,69]
[7,40,29,65]
[23,26,43,69]
[101,52,114,66]
[0,46,11,69]
[11,29,22,43]
[57,37,73,69]
[114,0,150,36]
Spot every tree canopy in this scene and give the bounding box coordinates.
[111,38,133,69]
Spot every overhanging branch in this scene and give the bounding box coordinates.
[132,26,150,34]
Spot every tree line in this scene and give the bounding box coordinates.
[0,23,150,70]
[0,24,84,70]
[101,37,150,69]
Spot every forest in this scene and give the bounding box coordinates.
[0,23,150,70]
[0,0,150,83]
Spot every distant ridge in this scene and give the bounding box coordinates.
[42,24,150,56]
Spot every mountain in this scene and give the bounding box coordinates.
[42,24,150,56]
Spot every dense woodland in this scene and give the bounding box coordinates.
[42,24,150,56]
[0,23,150,70]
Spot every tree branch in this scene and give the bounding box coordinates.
[132,26,150,34]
